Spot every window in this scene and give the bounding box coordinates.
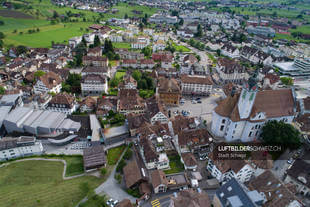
[249,132,252,137]
[235,124,237,128]
[222,119,226,124]
[220,125,224,131]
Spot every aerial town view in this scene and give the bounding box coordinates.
[0,0,310,206]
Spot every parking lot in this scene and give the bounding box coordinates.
[169,94,220,123]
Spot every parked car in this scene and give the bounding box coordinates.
[197,100,202,103]
[287,158,293,164]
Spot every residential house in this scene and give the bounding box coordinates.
[249,170,303,207]
[121,73,137,89]
[88,47,102,57]
[81,66,110,78]
[216,58,248,84]
[46,93,77,115]
[83,56,108,67]
[33,71,62,94]
[207,155,255,183]
[221,44,240,59]
[153,40,166,52]
[181,153,198,171]
[116,199,133,207]
[177,129,212,154]
[284,157,310,196]
[81,75,108,96]
[145,97,168,125]
[80,96,96,113]
[117,89,145,115]
[169,189,211,207]
[140,59,155,69]
[151,170,168,194]
[213,178,265,207]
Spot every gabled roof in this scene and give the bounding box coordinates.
[38,71,62,89]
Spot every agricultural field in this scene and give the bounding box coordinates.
[0,160,103,207]
[108,2,158,19]
[3,22,92,48]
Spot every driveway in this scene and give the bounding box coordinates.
[94,149,136,203]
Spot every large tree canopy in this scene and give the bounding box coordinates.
[260,120,301,150]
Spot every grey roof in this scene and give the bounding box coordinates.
[215,178,256,207]
[5,107,33,123]
[23,110,44,127]
[0,94,20,106]
[48,135,78,144]
[0,106,12,126]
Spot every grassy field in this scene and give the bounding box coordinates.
[3,22,92,47]
[107,145,126,165]
[108,2,158,19]
[0,160,103,207]
[0,17,49,32]
[115,71,126,79]
[164,154,185,174]
[113,42,131,49]
[172,42,191,52]
[62,156,84,177]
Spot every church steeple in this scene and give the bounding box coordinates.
[238,71,259,119]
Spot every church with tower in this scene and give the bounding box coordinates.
[211,73,298,142]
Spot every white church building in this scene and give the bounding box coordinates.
[211,75,297,142]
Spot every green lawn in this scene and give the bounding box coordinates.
[107,145,126,165]
[164,154,185,174]
[172,42,191,52]
[62,156,84,177]
[108,88,118,96]
[0,160,103,207]
[115,71,126,79]
[113,42,131,49]
[4,22,92,47]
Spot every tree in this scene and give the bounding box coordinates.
[260,120,301,150]
[101,168,107,176]
[179,18,184,25]
[103,39,114,54]
[141,46,152,58]
[196,54,201,62]
[81,36,87,47]
[123,148,133,160]
[34,70,46,78]
[53,11,59,19]
[195,24,203,37]
[132,70,142,81]
[280,77,294,86]
[138,22,144,32]
[0,32,4,39]
[138,79,148,89]
[93,35,101,47]
[16,45,28,56]
[0,20,4,26]
[216,49,221,56]
[171,10,178,17]
[124,13,128,19]
[0,86,5,95]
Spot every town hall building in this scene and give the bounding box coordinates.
[211,73,297,142]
